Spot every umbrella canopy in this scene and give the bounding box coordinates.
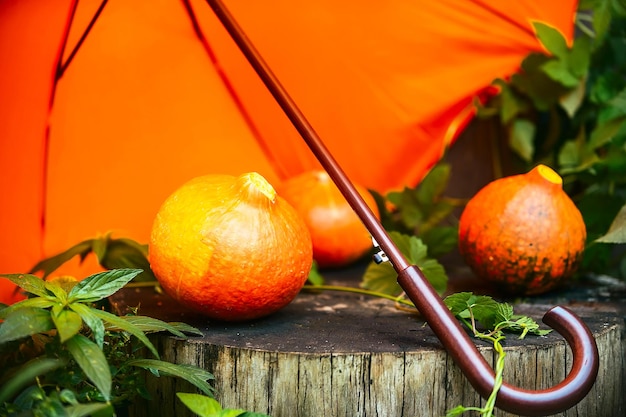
[0,0,577,303]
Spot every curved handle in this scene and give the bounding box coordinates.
[204,1,599,414]
[398,266,599,416]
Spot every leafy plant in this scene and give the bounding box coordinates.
[28,233,156,282]
[0,269,213,416]
[476,2,626,278]
[443,293,551,417]
[371,162,462,259]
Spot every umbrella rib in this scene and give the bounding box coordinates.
[57,0,109,79]
[180,0,292,177]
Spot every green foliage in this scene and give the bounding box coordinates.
[361,231,448,296]
[443,293,551,417]
[373,162,460,259]
[176,393,271,417]
[477,4,626,279]
[0,269,213,416]
[29,233,156,282]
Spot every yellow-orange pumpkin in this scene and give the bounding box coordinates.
[149,172,313,321]
[278,170,379,268]
[458,165,586,295]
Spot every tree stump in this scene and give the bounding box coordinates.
[111,266,625,417]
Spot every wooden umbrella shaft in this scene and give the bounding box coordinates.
[204,1,598,415]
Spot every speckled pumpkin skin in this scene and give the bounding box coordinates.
[458,165,586,295]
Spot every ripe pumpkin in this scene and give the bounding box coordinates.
[278,170,380,268]
[149,172,313,321]
[458,164,586,295]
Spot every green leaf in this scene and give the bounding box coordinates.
[65,334,112,401]
[596,204,626,243]
[0,297,56,319]
[569,35,592,78]
[0,358,66,403]
[558,140,581,169]
[443,292,499,330]
[541,60,581,88]
[65,402,114,417]
[533,21,570,59]
[559,77,586,118]
[127,359,215,397]
[0,307,54,343]
[51,304,83,343]
[509,119,536,162]
[177,393,223,416]
[98,238,156,282]
[69,302,106,348]
[416,163,451,207]
[0,273,49,298]
[361,262,402,296]
[116,315,202,338]
[90,308,160,358]
[68,268,142,303]
[587,116,626,150]
[421,226,458,258]
[28,239,94,278]
[306,261,325,286]
[362,232,448,295]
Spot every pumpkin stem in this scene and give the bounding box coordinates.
[534,164,562,186]
[238,172,277,203]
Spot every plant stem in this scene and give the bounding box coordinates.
[301,284,416,307]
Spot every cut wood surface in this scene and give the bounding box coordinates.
[111,266,625,417]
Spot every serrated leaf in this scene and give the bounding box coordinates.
[51,304,83,343]
[443,292,499,330]
[443,292,474,316]
[91,308,159,358]
[69,302,105,348]
[65,335,112,400]
[0,307,54,343]
[361,262,402,296]
[0,358,66,403]
[421,226,458,258]
[128,359,214,396]
[28,240,94,278]
[177,393,223,416]
[533,21,570,59]
[44,280,69,303]
[116,315,202,337]
[509,119,536,162]
[0,297,56,319]
[596,204,626,243]
[362,232,448,295]
[416,259,448,295]
[68,268,142,303]
[1,274,49,298]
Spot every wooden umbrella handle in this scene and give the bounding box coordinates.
[204,1,599,415]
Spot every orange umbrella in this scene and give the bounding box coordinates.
[0,0,577,303]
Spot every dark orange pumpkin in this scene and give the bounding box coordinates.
[458,164,586,295]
